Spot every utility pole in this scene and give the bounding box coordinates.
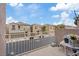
[0,3,6,56]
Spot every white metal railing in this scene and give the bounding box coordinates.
[5,32,54,56]
[6,36,54,56]
[3,31,55,56]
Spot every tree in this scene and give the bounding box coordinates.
[42,26,46,32]
[55,24,65,30]
[74,10,79,25]
[74,15,79,25]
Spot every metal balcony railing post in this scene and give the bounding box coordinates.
[7,43,9,55]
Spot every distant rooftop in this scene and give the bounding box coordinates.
[7,22,31,26]
[65,25,77,29]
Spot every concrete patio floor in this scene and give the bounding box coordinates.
[22,45,65,56]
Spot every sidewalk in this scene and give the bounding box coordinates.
[22,45,65,56]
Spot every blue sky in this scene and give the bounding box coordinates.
[6,3,79,26]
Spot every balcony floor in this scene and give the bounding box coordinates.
[22,45,65,56]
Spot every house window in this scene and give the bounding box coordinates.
[37,31,39,33]
[30,26,33,32]
[18,25,20,29]
[30,37,34,40]
[25,32,27,33]
[35,26,37,29]
[12,25,15,30]
[25,32,28,36]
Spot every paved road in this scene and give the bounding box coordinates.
[6,37,55,56]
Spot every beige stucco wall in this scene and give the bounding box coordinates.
[55,28,79,45]
[32,25,42,34]
[9,23,18,33]
[0,3,6,56]
[77,21,79,28]
[49,26,55,33]
[6,23,30,33]
[43,25,55,35]
[6,23,31,39]
[20,25,30,32]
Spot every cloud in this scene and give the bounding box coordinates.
[50,3,69,11]
[50,3,79,26]
[52,12,69,19]
[52,12,69,20]
[8,3,24,17]
[6,16,29,24]
[28,4,41,14]
[9,3,41,19]
[50,3,79,11]
[10,3,41,18]
[53,20,76,26]
[53,21,63,25]
[26,4,41,18]
[51,15,60,18]
[9,3,18,7]
[18,3,24,7]
[52,11,76,26]
[60,12,76,26]
[60,12,69,20]
[27,4,39,11]
[9,3,24,7]
[40,23,44,25]
[6,16,18,24]
[64,19,76,26]
[18,16,28,23]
